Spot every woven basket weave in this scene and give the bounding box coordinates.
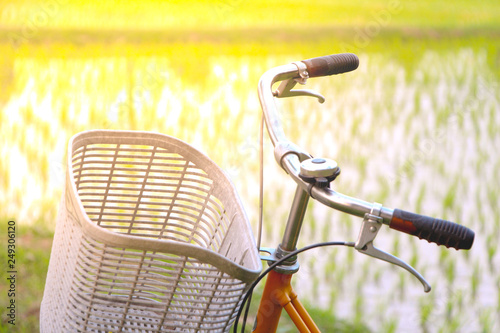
[40,130,262,332]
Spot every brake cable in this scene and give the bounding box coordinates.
[234,241,353,333]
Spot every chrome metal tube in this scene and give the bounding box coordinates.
[310,186,395,223]
[257,64,299,146]
[280,154,394,224]
[280,186,310,251]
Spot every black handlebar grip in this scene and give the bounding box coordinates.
[301,53,359,78]
[390,209,474,250]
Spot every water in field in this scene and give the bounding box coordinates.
[1,42,499,332]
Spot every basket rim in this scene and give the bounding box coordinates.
[65,129,262,283]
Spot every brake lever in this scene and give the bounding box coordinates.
[273,61,326,103]
[354,203,432,293]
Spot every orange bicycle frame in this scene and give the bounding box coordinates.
[253,270,320,333]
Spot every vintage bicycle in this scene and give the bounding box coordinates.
[40,53,474,332]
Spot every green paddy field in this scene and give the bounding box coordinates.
[1,1,499,331]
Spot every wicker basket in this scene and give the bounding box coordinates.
[40,130,262,332]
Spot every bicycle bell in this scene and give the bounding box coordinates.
[299,158,340,188]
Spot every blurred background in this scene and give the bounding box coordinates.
[0,0,499,331]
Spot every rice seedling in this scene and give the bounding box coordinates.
[397,271,406,298]
[470,262,481,299]
[497,277,500,316]
[439,316,461,333]
[381,318,398,333]
[479,310,495,333]
[444,258,456,285]
[324,250,337,280]
[391,237,400,258]
[419,297,434,333]
[486,234,497,270]
[353,280,364,324]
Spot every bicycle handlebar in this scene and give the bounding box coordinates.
[258,53,475,251]
[390,209,474,250]
[301,53,359,77]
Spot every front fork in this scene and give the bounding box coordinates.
[252,270,320,333]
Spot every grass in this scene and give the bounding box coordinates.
[0,221,53,332]
[1,0,500,331]
[2,0,500,31]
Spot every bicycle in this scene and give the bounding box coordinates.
[40,53,474,333]
[235,52,475,332]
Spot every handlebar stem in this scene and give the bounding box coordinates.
[280,186,310,252]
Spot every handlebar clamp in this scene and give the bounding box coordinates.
[274,141,312,171]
